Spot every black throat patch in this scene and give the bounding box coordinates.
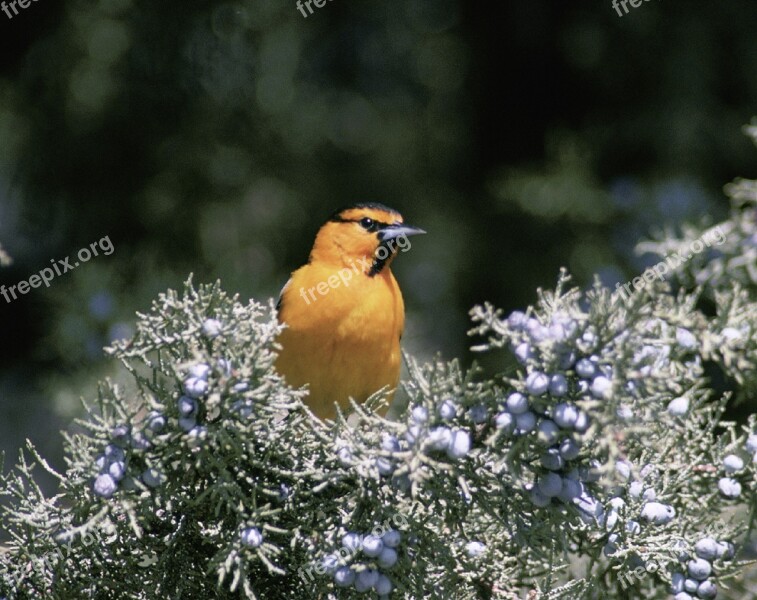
[368,240,395,277]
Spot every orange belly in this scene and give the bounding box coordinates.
[275,263,405,419]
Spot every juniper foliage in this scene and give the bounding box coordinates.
[1,139,757,600]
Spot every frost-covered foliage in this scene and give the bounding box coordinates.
[1,160,757,600]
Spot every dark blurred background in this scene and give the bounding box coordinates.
[1,0,756,481]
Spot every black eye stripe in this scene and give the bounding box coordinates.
[330,216,391,231]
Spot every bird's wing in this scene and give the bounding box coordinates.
[276,277,292,316]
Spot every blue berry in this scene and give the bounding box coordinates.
[505,392,529,415]
[668,397,690,417]
[590,376,612,399]
[95,454,107,471]
[560,438,581,460]
[514,411,537,434]
[746,434,757,454]
[640,502,675,525]
[376,457,395,476]
[147,412,166,433]
[362,535,383,557]
[339,533,360,554]
[381,435,400,453]
[465,541,486,557]
[676,327,697,349]
[642,487,656,502]
[179,416,197,432]
[427,427,452,451]
[354,569,379,592]
[525,372,549,396]
[684,578,698,593]
[615,460,632,480]
[557,478,582,503]
[108,461,126,481]
[687,557,712,581]
[718,477,741,498]
[507,311,527,329]
[673,540,690,562]
[382,529,401,548]
[334,566,355,587]
[94,473,117,498]
[513,342,534,365]
[377,546,397,568]
[723,454,744,473]
[525,318,549,342]
[104,444,125,462]
[540,448,564,471]
[495,412,514,432]
[188,363,210,380]
[575,358,596,378]
[640,463,656,479]
[695,538,720,561]
[625,520,641,535]
[553,403,578,429]
[405,425,422,446]
[629,481,643,498]
[721,327,742,343]
[182,377,208,399]
[671,572,685,594]
[240,527,263,548]
[178,395,198,417]
[548,374,568,397]
[574,492,603,523]
[537,472,563,498]
[537,420,560,445]
[110,425,131,447]
[573,411,590,433]
[716,540,735,560]
[530,488,551,507]
[697,580,717,599]
[447,429,472,459]
[674,593,694,600]
[438,399,457,420]
[410,405,428,423]
[201,318,222,339]
[374,574,393,595]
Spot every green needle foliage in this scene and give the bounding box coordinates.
[1,141,757,600]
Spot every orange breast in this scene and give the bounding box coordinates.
[275,263,405,419]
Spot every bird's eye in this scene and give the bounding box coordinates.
[359,217,376,231]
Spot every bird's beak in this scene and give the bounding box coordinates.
[377,222,426,242]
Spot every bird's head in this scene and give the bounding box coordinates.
[309,203,425,275]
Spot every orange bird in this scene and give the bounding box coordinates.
[275,203,425,419]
